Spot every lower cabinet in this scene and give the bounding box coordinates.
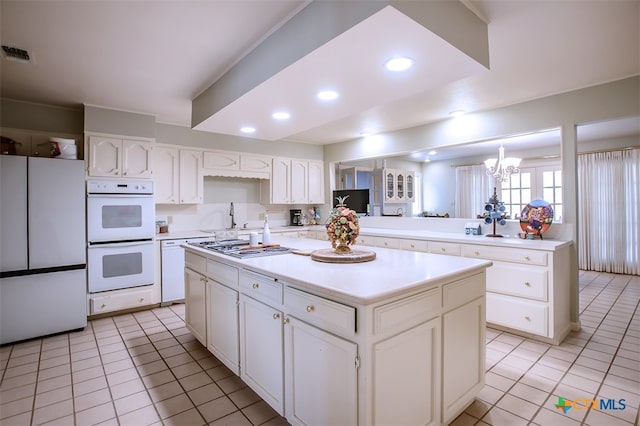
[239,294,284,414]
[207,281,240,375]
[372,317,440,426]
[184,267,207,345]
[284,316,358,426]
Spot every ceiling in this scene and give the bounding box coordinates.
[1,1,638,147]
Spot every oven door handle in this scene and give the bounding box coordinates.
[87,193,153,198]
[88,241,153,248]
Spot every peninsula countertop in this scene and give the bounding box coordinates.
[183,236,492,305]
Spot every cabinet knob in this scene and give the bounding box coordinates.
[101,303,107,308]
[273,313,280,320]
[306,305,314,312]
[474,251,480,256]
[524,316,531,321]
[139,298,144,303]
[283,317,290,325]
[252,283,259,289]
[524,281,531,287]
[525,256,531,261]
[199,277,206,282]
[410,244,415,248]
[441,248,446,252]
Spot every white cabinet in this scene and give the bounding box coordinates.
[185,267,207,346]
[383,168,415,203]
[154,145,202,204]
[87,135,153,178]
[263,157,325,205]
[179,149,203,204]
[154,145,179,203]
[240,294,285,414]
[284,316,358,426]
[202,151,272,179]
[207,280,240,374]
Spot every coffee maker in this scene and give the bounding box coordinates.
[289,209,303,226]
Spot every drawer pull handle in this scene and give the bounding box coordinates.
[273,313,280,320]
[252,283,259,289]
[524,316,531,321]
[306,305,314,312]
[101,303,107,308]
[525,256,531,261]
[524,281,531,287]
[139,298,144,302]
[410,244,415,248]
[474,250,480,256]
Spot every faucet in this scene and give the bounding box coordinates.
[229,202,237,229]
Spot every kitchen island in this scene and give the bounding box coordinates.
[183,237,492,426]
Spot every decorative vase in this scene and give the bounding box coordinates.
[326,195,359,254]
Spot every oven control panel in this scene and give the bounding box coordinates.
[87,180,153,195]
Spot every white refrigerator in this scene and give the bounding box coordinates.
[0,156,87,344]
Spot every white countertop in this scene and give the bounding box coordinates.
[184,236,492,305]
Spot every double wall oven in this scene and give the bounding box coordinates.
[87,180,154,293]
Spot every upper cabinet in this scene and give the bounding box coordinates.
[263,157,324,205]
[154,144,203,204]
[202,150,271,179]
[87,135,153,179]
[383,168,415,203]
[1,128,83,158]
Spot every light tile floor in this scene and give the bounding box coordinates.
[0,270,638,426]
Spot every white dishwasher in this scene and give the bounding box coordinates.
[160,237,211,304]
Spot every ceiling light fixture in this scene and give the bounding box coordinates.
[317,90,339,101]
[272,111,290,120]
[428,150,437,156]
[485,145,521,182]
[384,56,414,72]
[240,126,256,134]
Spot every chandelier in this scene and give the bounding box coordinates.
[484,145,521,182]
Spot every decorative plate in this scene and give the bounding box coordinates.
[520,199,554,235]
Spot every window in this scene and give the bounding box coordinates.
[500,169,533,220]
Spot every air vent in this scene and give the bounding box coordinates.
[2,45,31,63]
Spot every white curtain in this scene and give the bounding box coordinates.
[578,148,639,275]
[455,165,491,218]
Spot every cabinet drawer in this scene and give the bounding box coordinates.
[186,252,206,275]
[374,287,440,335]
[398,238,428,252]
[376,237,399,249]
[428,241,461,256]
[487,293,548,336]
[207,259,239,289]
[90,288,153,314]
[442,274,485,310]
[356,235,375,247]
[487,263,548,301]
[285,286,356,337]
[240,270,283,306]
[462,245,547,266]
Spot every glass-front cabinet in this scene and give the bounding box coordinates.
[406,171,415,202]
[396,172,405,200]
[383,168,415,203]
[385,169,395,202]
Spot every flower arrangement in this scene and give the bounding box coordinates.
[326,195,360,253]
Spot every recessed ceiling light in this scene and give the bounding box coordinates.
[424,158,431,163]
[317,90,339,101]
[240,126,256,134]
[384,56,414,72]
[272,111,290,120]
[428,150,437,156]
[450,110,465,117]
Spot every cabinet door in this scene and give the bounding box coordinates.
[207,281,240,375]
[122,139,153,178]
[185,268,207,346]
[154,146,179,204]
[290,159,308,204]
[203,151,240,171]
[442,297,485,424]
[284,316,357,426]
[406,171,415,202]
[396,170,405,201]
[308,160,325,204]
[373,318,440,426]
[385,169,395,202]
[179,149,203,204]
[271,157,291,204]
[240,295,284,414]
[240,154,271,175]
[88,136,121,177]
